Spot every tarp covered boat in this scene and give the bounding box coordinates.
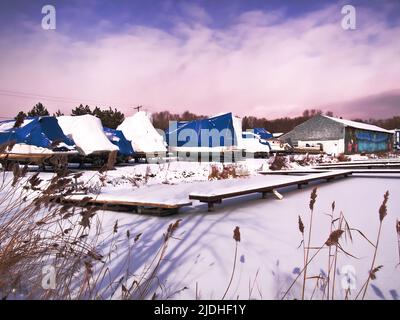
[0,116,75,152]
[165,112,243,152]
[117,111,167,154]
[57,115,118,155]
[103,127,134,156]
[253,128,273,140]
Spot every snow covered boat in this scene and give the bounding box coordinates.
[117,111,167,160]
[0,116,77,165]
[57,115,118,156]
[241,131,271,158]
[103,127,134,157]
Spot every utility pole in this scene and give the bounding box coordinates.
[133,105,143,113]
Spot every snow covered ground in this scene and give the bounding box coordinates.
[2,155,400,300]
[63,156,400,300]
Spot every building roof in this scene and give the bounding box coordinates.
[324,116,392,134]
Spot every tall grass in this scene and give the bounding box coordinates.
[356,191,389,300]
[396,219,400,267]
[208,164,248,180]
[222,226,241,300]
[301,187,317,299]
[0,156,180,299]
[283,188,391,300]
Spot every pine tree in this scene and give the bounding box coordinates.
[71,105,124,129]
[27,103,50,117]
[14,111,27,128]
[95,107,125,129]
[53,109,64,116]
[71,104,92,116]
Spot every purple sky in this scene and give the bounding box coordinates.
[0,0,399,120]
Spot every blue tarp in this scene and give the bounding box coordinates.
[253,128,273,140]
[103,127,134,156]
[165,113,239,148]
[0,116,74,150]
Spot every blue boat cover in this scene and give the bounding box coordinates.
[0,116,74,149]
[165,113,239,148]
[253,128,273,140]
[103,127,134,156]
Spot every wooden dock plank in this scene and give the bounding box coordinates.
[63,197,192,209]
[260,168,400,175]
[62,194,192,215]
[317,160,400,166]
[189,170,351,211]
[348,169,400,174]
[259,169,329,175]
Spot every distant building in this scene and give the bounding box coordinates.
[281,115,393,155]
[393,129,400,150]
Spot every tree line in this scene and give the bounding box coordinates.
[15,103,124,129]
[15,102,400,133]
[151,109,400,132]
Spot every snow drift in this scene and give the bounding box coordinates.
[57,115,118,155]
[117,111,167,153]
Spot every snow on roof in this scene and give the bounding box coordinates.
[324,116,392,134]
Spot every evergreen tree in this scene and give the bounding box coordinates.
[94,107,125,129]
[14,111,27,128]
[71,105,124,129]
[53,109,64,116]
[71,104,92,116]
[27,102,50,117]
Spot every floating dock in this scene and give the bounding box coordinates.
[62,164,400,214]
[62,194,192,216]
[189,170,351,211]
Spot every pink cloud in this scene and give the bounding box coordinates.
[0,4,399,119]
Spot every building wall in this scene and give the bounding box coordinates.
[344,128,392,154]
[297,139,345,155]
[395,130,400,150]
[281,115,345,145]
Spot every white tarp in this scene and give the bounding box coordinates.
[117,111,167,153]
[57,115,118,155]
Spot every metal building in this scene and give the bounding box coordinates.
[281,115,393,155]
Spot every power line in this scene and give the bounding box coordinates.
[0,88,192,118]
[0,89,133,107]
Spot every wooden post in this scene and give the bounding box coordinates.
[298,182,308,189]
[272,189,284,200]
[261,191,268,199]
[207,202,215,212]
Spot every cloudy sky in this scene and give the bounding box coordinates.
[0,0,399,120]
